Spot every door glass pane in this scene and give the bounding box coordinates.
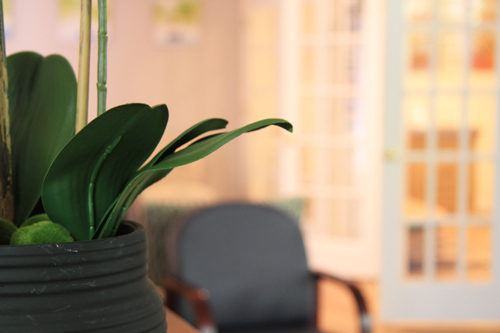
[328,44,359,85]
[468,96,497,154]
[439,0,466,24]
[406,225,425,278]
[300,146,318,184]
[436,162,458,216]
[327,45,341,85]
[437,32,465,89]
[471,0,498,23]
[301,46,317,84]
[467,225,492,281]
[406,0,433,23]
[301,0,317,35]
[405,96,430,151]
[436,224,458,280]
[326,148,354,187]
[470,31,496,88]
[405,162,427,218]
[327,0,362,32]
[303,196,320,227]
[299,95,319,134]
[328,199,359,237]
[436,95,462,151]
[469,161,494,217]
[327,98,356,136]
[405,32,432,88]
[349,0,362,32]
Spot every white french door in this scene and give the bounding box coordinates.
[382,0,500,321]
[276,0,382,278]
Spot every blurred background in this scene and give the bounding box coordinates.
[5,0,500,331]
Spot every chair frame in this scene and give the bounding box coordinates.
[162,271,371,333]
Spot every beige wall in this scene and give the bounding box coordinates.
[8,0,246,200]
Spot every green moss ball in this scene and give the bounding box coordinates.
[20,213,51,228]
[0,218,18,245]
[10,221,74,245]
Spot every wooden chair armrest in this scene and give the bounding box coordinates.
[160,276,217,333]
[312,271,371,333]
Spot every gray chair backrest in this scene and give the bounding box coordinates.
[169,202,315,329]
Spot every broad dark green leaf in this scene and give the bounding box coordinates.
[8,52,77,226]
[42,103,169,241]
[148,118,228,166]
[94,118,230,239]
[151,119,292,171]
[96,118,293,239]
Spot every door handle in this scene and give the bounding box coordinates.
[384,148,400,162]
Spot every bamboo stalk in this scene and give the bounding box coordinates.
[97,0,107,116]
[0,0,14,222]
[75,0,92,133]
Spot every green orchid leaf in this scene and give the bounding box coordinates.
[150,118,293,171]
[42,103,169,241]
[7,52,77,226]
[94,118,230,239]
[148,118,228,166]
[95,118,293,239]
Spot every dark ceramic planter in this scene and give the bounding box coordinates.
[0,221,167,333]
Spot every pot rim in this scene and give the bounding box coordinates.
[0,220,144,254]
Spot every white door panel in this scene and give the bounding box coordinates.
[277,0,381,279]
[382,0,500,321]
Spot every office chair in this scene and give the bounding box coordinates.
[161,202,370,333]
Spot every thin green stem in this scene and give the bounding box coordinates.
[97,0,107,116]
[0,0,14,222]
[76,0,92,133]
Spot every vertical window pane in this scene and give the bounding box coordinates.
[301,0,317,35]
[469,161,494,217]
[437,32,465,89]
[303,196,320,227]
[467,225,492,281]
[406,225,425,278]
[405,163,427,218]
[436,225,458,280]
[299,95,319,134]
[436,95,462,151]
[327,45,340,85]
[406,0,433,23]
[405,96,430,151]
[348,0,362,32]
[327,98,356,136]
[301,46,317,84]
[300,146,318,184]
[327,0,361,32]
[326,148,353,187]
[439,0,466,24]
[328,199,359,237]
[328,44,356,85]
[405,32,432,88]
[471,0,498,24]
[468,95,496,153]
[470,31,497,88]
[436,162,458,215]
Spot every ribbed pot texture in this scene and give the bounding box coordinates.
[0,221,167,333]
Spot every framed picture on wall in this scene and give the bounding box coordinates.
[57,0,113,43]
[152,0,202,46]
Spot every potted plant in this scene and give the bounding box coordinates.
[0,1,292,332]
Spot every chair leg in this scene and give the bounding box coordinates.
[313,272,371,333]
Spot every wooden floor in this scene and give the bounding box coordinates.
[317,279,500,333]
